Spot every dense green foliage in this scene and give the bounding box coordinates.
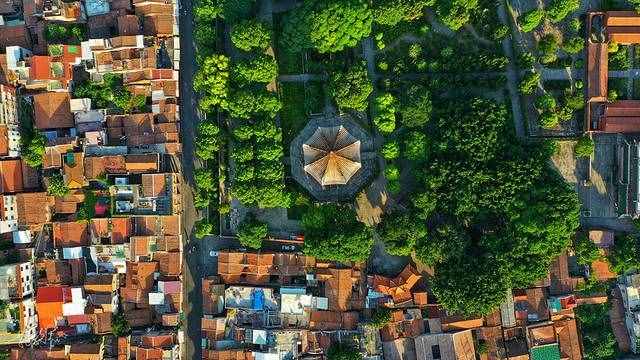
[74,74,144,113]
[194,0,255,22]
[435,0,479,30]
[112,312,131,336]
[574,235,601,266]
[370,307,392,328]
[21,129,46,168]
[382,98,579,316]
[576,304,619,360]
[231,118,289,208]
[519,9,544,33]
[535,94,557,111]
[302,204,373,262]
[281,0,372,53]
[399,85,432,128]
[381,141,400,160]
[403,131,428,161]
[378,212,427,256]
[237,215,268,249]
[195,121,224,160]
[608,235,640,274]
[373,93,397,134]
[385,164,401,193]
[519,71,540,95]
[45,24,86,44]
[538,33,560,64]
[563,37,584,54]
[227,88,282,119]
[46,174,70,197]
[328,63,373,111]
[372,0,429,26]
[546,0,579,23]
[327,343,362,360]
[231,19,272,51]
[194,219,215,239]
[194,55,230,111]
[574,136,594,158]
[233,55,278,84]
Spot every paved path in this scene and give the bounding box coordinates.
[498,0,526,139]
[178,0,202,358]
[277,74,324,82]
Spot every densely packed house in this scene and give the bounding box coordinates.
[0,0,182,356]
[199,238,619,360]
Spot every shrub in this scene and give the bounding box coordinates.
[46,174,69,197]
[237,215,268,249]
[112,312,131,336]
[370,308,392,328]
[518,52,536,68]
[194,219,214,239]
[546,0,580,23]
[535,94,557,111]
[233,54,278,84]
[520,9,544,33]
[399,85,432,127]
[492,25,510,41]
[21,130,46,168]
[538,33,560,64]
[403,131,428,161]
[574,234,601,265]
[230,19,272,51]
[381,141,400,160]
[328,63,373,111]
[539,111,559,128]
[563,92,584,110]
[563,36,584,54]
[574,136,594,158]
[519,72,540,95]
[373,93,397,134]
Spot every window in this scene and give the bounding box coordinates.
[424,320,430,333]
[432,345,441,360]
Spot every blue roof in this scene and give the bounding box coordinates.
[252,288,265,310]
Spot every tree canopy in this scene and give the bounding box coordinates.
[372,0,428,26]
[194,54,230,111]
[381,98,579,316]
[302,204,373,262]
[434,0,479,30]
[230,19,272,51]
[47,174,70,197]
[237,215,268,249]
[281,0,372,53]
[232,55,278,84]
[328,63,373,111]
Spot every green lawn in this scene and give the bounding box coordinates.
[280,82,307,151]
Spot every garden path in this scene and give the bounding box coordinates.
[498,0,527,139]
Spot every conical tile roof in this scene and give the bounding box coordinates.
[302,125,361,186]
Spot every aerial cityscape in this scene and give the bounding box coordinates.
[0,0,640,359]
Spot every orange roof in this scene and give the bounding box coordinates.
[33,92,74,130]
[63,153,86,189]
[52,221,90,247]
[155,251,181,276]
[35,300,63,330]
[0,125,8,156]
[141,173,167,197]
[0,159,23,193]
[372,265,421,305]
[606,11,640,26]
[16,192,54,225]
[31,55,51,80]
[111,217,132,244]
[141,334,174,348]
[135,348,163,360]
[587,43,608,101]
[124,154,159,173]
[591,257,617,280]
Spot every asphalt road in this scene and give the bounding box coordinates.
[177,0,201,358]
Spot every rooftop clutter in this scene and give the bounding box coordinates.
[0,0,181,351]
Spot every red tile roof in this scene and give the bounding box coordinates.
[0,159,23,193]
[33,92,74,130]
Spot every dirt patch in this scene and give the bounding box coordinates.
[551,140,578,184]
[355,175,388,226]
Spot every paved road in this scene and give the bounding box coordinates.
[177,0,201,358]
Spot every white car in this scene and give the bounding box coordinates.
[209,250,219,257]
